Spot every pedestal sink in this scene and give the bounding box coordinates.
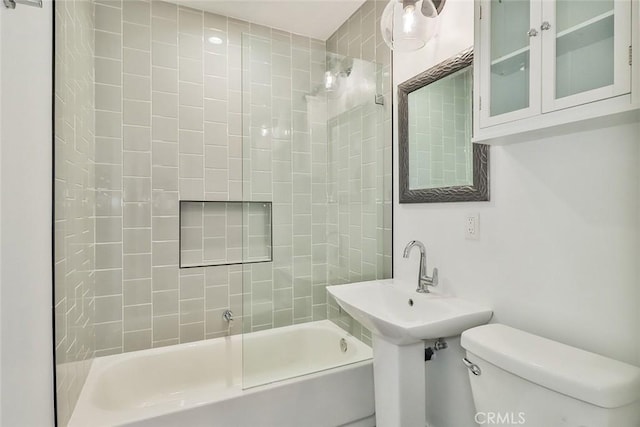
[327,279,492,427]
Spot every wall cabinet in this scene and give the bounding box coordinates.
[473,0,638,143]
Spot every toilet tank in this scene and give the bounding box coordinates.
[461,324,640,427]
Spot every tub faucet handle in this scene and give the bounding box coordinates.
[222,309,234,323]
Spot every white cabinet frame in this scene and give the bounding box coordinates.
[477,0,542,127]
[540,0,632,112]
[474,0,638,144]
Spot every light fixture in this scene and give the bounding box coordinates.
[208,36,223,45]
[380,0,446,52]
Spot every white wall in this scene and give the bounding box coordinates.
[0,1,55,426]
[393,1,640,426]
[0,8,3,423]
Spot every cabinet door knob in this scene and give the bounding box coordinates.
[527,28,538,37]
[541,21,551,31]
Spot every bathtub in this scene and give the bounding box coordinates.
[69,320,374,427]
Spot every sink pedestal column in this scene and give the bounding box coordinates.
[372,334,426,427]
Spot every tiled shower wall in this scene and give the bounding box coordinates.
[54,0,96,424]
[91,0,335,353]
[408,68,472,189]
[325,0,393,344]
[55,0,392,367]
[92,0,260,354]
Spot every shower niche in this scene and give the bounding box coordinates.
[179,201,272,268]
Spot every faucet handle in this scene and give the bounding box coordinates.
[431,268,439,287]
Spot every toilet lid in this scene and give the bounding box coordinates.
[461,324,640,409]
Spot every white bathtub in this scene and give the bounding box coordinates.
[69,320,374,427]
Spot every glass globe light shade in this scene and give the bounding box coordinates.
[380,0,437,52]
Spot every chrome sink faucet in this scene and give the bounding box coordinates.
[403,240,439,293]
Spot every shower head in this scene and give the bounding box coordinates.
[326,55,353,77]
[305,54,356,99]
[338,57,353,77]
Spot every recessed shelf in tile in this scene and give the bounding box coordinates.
[179,200,272,268]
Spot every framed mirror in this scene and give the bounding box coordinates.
[398,48,489,203]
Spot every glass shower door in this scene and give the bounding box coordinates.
[240,33,390,389]
[325,52,392,346]
[241,31,331,388]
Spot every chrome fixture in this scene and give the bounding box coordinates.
[318,55,353,95]
[339,338,348,353]
[380,0,447,52]
[403,240,438,293]
[462,357,482,376]
[424,338,448,361]
[433,338,447,351]
[222,309,234,323]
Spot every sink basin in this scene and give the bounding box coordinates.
[328,279,493,426]
[327,279,493,345]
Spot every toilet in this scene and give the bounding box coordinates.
[461,324,640,426]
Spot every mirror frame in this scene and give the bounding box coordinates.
[398,47,489,203]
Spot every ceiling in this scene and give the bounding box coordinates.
[174,0,369,40]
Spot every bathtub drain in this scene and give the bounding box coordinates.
[340,338,348,353]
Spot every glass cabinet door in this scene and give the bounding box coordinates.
[480,0,541,126]
[541,0,631,112]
